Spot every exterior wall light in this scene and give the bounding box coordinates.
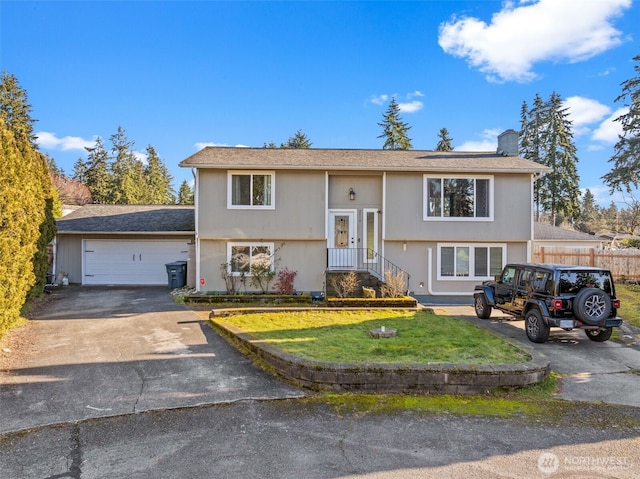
[349,188,355,200]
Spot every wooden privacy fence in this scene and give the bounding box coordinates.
[533,246,640,281]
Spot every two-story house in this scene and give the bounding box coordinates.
[180,129,549,300]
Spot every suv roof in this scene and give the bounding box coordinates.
[506,263,611,273]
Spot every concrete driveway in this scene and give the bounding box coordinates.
[436,306,640,408]
[0,286,304,433]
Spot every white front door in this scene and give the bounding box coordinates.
[328,209,356,268]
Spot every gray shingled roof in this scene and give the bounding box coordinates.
[180,147,551,173]
[56,205,195,233]
[534,222,604,241]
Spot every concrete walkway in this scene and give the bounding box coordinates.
[0,286,304,433]
[436,306,640,408]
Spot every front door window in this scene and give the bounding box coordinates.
[328,210,356,268]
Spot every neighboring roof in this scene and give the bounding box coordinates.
[180,147,551,174]
[534,222,605,242]
[56,205,195,234]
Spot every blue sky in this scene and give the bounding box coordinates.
[2,0,638,206]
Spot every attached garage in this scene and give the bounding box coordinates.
[83,239,189,285]
[55,205,195,286]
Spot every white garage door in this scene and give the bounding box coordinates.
[84,240,189,285]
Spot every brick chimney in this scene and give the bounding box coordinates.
[497,129,519,156]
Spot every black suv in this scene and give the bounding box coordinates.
[473,263,623,343]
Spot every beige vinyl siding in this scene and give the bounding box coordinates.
[383,173,533,242]
[197,169,326,239]
[383,240,530,294]
[198,239,326,293]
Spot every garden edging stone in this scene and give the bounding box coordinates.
[209,309,551,394]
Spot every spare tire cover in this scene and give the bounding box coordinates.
[573,288,611,325]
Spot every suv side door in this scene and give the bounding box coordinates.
[495,265,517,305]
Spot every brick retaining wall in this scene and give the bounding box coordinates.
[210,317,550,394]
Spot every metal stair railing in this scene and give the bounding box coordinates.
[327,247,410,291]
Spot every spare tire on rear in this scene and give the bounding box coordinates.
[573,288,611,325]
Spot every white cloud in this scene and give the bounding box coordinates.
[194,142,249,150]
[563,96,611,136]
[398,101,424,113]
[371,92,424,112]
[370,94,389,106]
[456,128,502,151]
[592,107,626,143]
[35,131,95,151]
[438,0,631,83]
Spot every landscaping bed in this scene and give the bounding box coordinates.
[208,309,549,394]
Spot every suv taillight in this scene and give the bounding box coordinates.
[552,299,563,310]
[613,299,620,309]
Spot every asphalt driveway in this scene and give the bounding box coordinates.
[0,286,304,433]
[437,306,640,408]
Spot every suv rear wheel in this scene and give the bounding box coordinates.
[525,309,549,343]
[474,293,492,319]
[574,288,611,325]
[584,327,613,342]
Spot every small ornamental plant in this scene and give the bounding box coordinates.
[274,267,297,294]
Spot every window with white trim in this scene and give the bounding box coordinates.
[437,243,505,280]
[227,242,274,275]
[424,175,492,220]
[228,171,274,209]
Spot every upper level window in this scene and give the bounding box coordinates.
[228,171,274,209]
[424,175,492,220]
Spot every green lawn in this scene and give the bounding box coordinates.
[215,309,530,365]
[616,283,640,327]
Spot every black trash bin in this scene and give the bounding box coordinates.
[165,261,187,289]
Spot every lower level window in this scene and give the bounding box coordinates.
[227,242,274,275]
[438,243,505,280]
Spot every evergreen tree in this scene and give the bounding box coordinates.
[0,119,43,331]
[144,145,175,204]
[72,158,88,183]
[603,54,640,194]
[520,95,547,220]
[520,92,580,225]
[109,126,145,204]
[576,189,601,234]
[543,92,581,225]
[0,71,37,146]
[0,72,57,310]
[377,97,412,150]
[177,180,194,205]
[435,128,453,151]
[281,129,312,148]
[84,137,111,203]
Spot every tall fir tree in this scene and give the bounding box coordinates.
[72,157,88,183]
[144,145,175,204]
[543,92,581,225]
[377,97,412,150]
[603,54,640,194]
[84,137,112,204]
[435,128,453,151]
[0,72,58,328]
[109,126,145,204]
[520,92,580,225]
[0,71,37,147]
[177,180,194,205]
